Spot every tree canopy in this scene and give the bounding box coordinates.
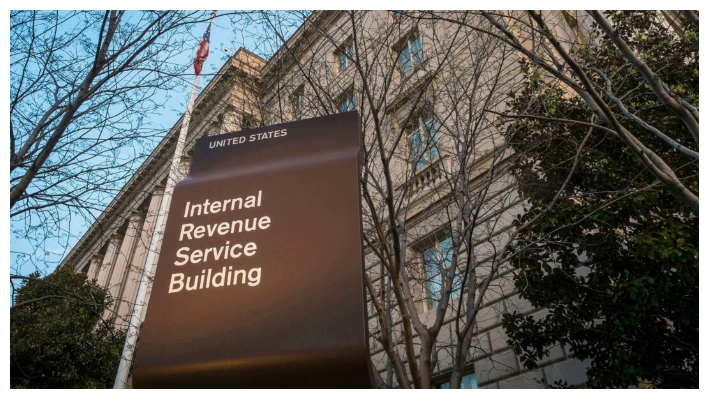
[503,11,698,388]
[474,10,699,212]
[11,267,126,388]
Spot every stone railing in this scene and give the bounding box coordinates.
[410,155,447,193]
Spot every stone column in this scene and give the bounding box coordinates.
[116,184,164,329]
[179,154,193,180]
[105,210,144,324]
[96,233,123,289]
[87,253,104,282]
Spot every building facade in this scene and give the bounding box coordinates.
[60,11,595,388]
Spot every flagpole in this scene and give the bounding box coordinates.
[113,11,216,389]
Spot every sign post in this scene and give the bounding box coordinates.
[132,112,372,388]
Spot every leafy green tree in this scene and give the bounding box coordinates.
[11,267,126,388]
[502,11,698,388]
[468,10,699,212]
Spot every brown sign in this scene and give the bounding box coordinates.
[132,112,372,388]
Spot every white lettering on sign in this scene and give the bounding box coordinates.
[174,242,258,266]
[209,136,247,148]
[169,190,271,295]
[207,129,287,150]
[168,267,262,294]
[249,129,288,142]
[183,191,262,218]
[179,216,271,241]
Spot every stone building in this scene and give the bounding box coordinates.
[60,11,595,388]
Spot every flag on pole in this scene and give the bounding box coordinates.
[193,22,212,75]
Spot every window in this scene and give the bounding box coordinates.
[209,120,222,135]
[336,87,356,112]
[660,10,688,35]
[335,40,353,73]
[80,261,90,274]
[422,236,461,309]
[289,85,304,118]
[561,10,588,45]
[437,372,478,389]
[241,113,257,129]
[407,113,438,171]
[398,32,423,75]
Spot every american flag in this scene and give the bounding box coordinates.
[193,23,211,75]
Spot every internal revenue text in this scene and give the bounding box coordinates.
[168,189,270,294]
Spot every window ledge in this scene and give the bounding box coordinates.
[398,59,430,85]
[387,67,435,113]
[410,155,447,193]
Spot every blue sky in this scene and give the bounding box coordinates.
[9,11,303,280]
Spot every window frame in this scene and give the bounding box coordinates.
[397,31,424,75]
[406,112,439,171]
[391,10,404,22]
[436,372,478,389]
[289,85,304,118]
[421,235,461,310]
[336,86,356,113]
[241,113,258,130]
[334,39,354,73]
